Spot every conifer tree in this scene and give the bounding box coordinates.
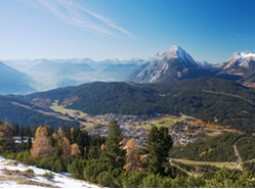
[0,122,15,151]
[147,127,173,175]
[101,120,125,167]
[70,128,89,157]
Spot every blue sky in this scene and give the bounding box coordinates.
[0,0,254,63]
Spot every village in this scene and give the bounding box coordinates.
[88,113,225,146]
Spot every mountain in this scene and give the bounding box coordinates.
[0,62,35,95]
[0,91,79,128]
[133,45,201,83]
[21,78,255,132]
[5,59,145,91]
[133,47,255,85]
[4,47,255,92]
[217,52,255,86]
[197,61,213,68]
[100,59,147,81]
[0,94,80,128]
[0,95,79,128]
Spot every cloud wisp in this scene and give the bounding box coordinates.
[229,33,255,41]
[24,0,134,38]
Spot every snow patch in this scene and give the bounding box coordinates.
[0,156,100,188]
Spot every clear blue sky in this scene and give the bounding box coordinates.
[0,0,254,63]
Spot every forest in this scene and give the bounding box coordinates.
[23,78,255,132]
[0,121,254,187]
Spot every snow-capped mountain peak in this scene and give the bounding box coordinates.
[153,45,197,65]
[223,51,255,69]
[134,45,200,83]
[232,51,255,61]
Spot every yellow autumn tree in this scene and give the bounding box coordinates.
[70,143,81,156]
[31,125,55,158]
[124,138,141,171]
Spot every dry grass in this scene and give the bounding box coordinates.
[5,160,18,166]
[50,100,97,130]
[133,115,182,130]
[18,178,58,188]
[0,175,58,188]
[50,100,87,119]
[3,169,35,178]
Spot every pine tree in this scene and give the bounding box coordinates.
[0,122,15,151]
[88,135,105,159]
[101,120,125,168]
[147,127,173,175]
[11,123,20,136]
[53,127,71,157]
[70,128,89,157]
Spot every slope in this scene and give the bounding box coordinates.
[0,62,35,95]
[22,78,255,131]
[0,156,100,188]
[0,95,79,128]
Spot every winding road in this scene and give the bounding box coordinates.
[170,137,247,176]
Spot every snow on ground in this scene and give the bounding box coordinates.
[0,156,100,188]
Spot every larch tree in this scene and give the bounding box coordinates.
[31,125,55,158]
[70,143,81,156]
[124,138,141,171]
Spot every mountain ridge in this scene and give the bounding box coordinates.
[4,46,255,92]
[20,77,255,132]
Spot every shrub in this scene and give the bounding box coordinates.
[67,158,86,179]
[24,169,35,177]
[140,174,163,188]
[120,171,148,188]
[83,160,114,182]
[97,171,119,187]
[42,172,54,180]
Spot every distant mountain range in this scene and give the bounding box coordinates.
[0,62,35,95]
[133,45,255,85]
[2,45,255,94]
[4,58,146,92]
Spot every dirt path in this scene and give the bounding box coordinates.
[171,161,201,177]
[170,158,241,170]
[233,142,243,171]
[202,90,255,105]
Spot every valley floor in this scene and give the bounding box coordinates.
[0,156,100,188]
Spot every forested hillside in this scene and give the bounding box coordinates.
[0,95,79,128]
[23,78,255,131]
